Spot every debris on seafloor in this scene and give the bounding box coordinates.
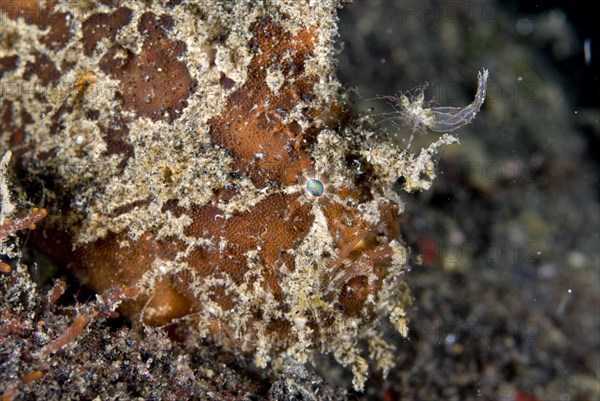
[0,0,487,394]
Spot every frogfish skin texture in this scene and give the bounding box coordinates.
[1,0,420,390]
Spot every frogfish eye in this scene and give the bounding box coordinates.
[306,179,325,197]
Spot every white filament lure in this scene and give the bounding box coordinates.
[381,69,489,135]
[427,69,489,132]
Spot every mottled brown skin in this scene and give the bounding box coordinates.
[0,1,72,50]
[1,1,402,345]
[98,11,197,123]
[1,1,69,150]
[208,20,317,186]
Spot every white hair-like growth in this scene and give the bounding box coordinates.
[427,68,489,132]
[378,69,489,146]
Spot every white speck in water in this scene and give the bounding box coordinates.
[444,333,457,346]
[556,289,573,315]
[73,195,85,207]
[584,37,591,65]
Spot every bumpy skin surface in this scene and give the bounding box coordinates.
[1,0,416,389]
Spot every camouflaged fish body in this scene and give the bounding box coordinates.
[0,0,484,390]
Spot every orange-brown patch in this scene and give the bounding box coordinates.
[0,1,73,50]
[0,56,19,78]
[207,20,320,186]
[1,99,33,145]
[82,7,132,56]
[338,275,371,316]
[22,51,60,86]
[182,193,313,300]
[98,12,197,122]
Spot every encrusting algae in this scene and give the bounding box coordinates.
[0,0,486,391]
